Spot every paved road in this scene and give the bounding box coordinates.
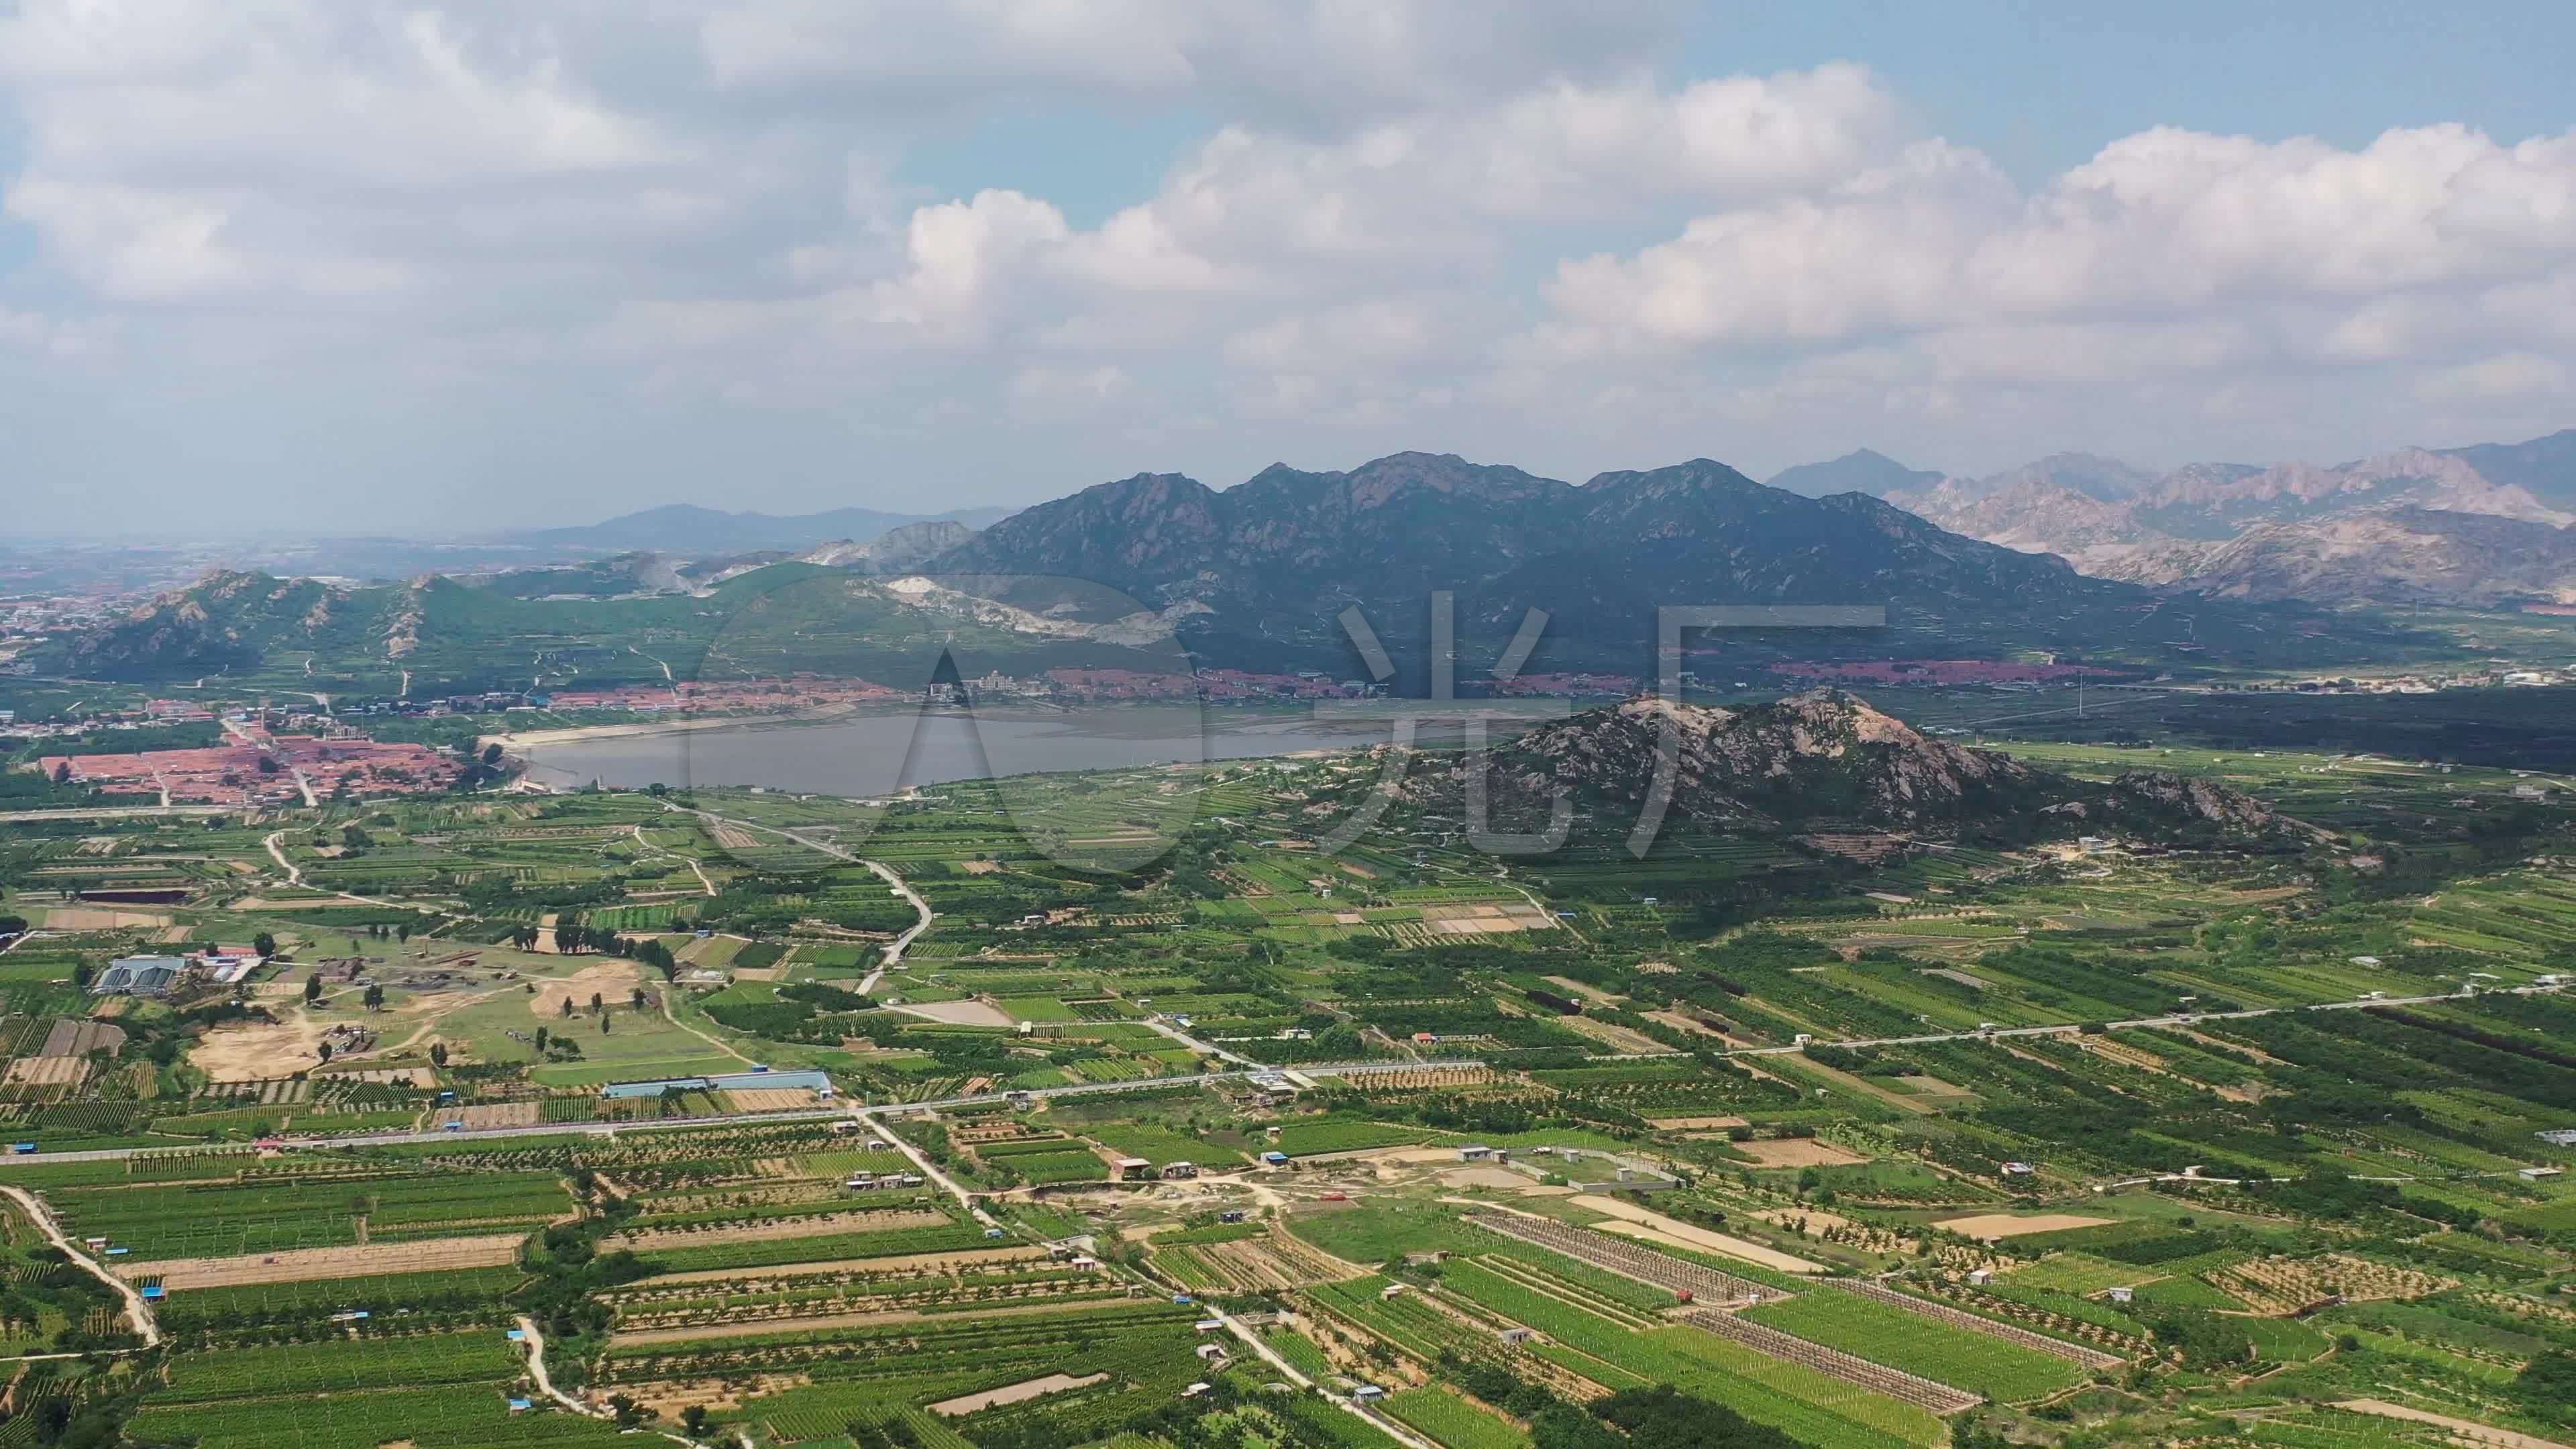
[0,1185,160,1346]
[0,1061,1481,1166]
[0,805,235,822]
[1698,981,2565,1061]
[1144,1016,1260,1068]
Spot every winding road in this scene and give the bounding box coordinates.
[0,1185,160,1347]
[665,805,933,995]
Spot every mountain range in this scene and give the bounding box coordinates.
[60,441,2489,689]
[503,502,1017,555]
[1770,430,2576,605]
[920,450,2160,678]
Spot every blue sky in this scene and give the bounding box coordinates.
[1,1,2571,535]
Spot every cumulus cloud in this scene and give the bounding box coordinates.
[1538,123,2576,371]
[0,0,2571,531]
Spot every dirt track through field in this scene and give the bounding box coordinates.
[612,1295,1097,1348]
[117,1233,526,1288]
[608,1208,949,1253]
[641,1244,1048,1286]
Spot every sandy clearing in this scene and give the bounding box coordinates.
[1442,1167,1570,1193]
[1646,1115,1749,1130]
[531,959,641,1018]
[2331,1400,2573,1449]
[1568,1195,1825,1274]
[931,1373,1108,1417]
[900,999,1016,1027]
[1935,1212,2114,1241]
[1733,1138,1868,1168]
[189,1015,332,1083]
[122,1234,525,1288]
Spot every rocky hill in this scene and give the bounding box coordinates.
[1409,689,2287,843]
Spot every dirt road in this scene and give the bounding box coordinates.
[0,1185,160,1346]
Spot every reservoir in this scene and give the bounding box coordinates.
[521,704,1395,796]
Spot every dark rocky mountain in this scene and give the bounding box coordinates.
[1764,448,1944,498]
[1405,689,2287,842]
[926,451,2120,674]
[511,502,1014,555]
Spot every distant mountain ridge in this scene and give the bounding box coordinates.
[509,502,1016,554]
[1776,428,2576,605]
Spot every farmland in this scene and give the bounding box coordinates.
[0,684,2570,1448]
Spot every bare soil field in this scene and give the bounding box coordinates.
[189,1016,331,1083]
[1441,1167,1566,1192]
[2330,1400,2569,1449]
[1569,1194,1826,1274]
[1733,1138,1868,1168]
[41,1020,127,1057]
[3,1057,87,1087]
[1646,1114,1750,1130]
[899,999,1016,1027]
[445,1102,541,1129]
[529,960,640,1018]
[608,1208,954,1254]
[39,908,167,929]
[1934,1212,2114,1241]
[718,1088,822,1112]
[930,1373,1108,1417]
[122,1234,525,1288]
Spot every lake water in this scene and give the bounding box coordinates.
[523,706,1390,796]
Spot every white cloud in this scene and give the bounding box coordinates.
[1538,123,2576,367]
[2416,350,2571,402]
[0,0,2571,531]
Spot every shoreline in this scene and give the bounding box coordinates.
[492,700,1411,753]
[490,704,880,750]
